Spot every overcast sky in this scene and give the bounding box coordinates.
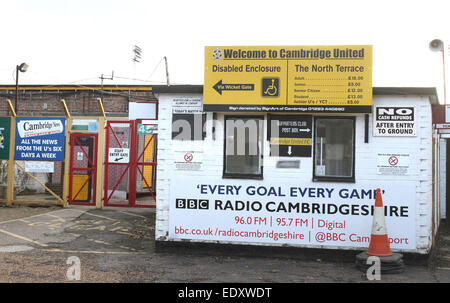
[0,0,449,102]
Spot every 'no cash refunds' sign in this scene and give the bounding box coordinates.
[373,106,416,137]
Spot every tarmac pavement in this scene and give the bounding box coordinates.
[0,205,449,283]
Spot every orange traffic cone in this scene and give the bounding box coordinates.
[367,188,392,256]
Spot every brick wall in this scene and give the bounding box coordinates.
[0,86,156,116]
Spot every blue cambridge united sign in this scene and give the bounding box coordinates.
[14,117,66,161]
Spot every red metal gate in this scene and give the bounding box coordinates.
[69,133,98,206]
[104,120,157,208]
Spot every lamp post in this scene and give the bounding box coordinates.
[15,62,29,113]
[429,39,446,105]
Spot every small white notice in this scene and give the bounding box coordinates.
[108,148,130,163]
[174,151,203,171]
[25,161,55,173]
[377,153,410,175]
[172,97,203,114]
[128,102,157,120]
[77,152,83,161]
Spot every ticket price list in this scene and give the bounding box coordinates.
[292,75,367,106]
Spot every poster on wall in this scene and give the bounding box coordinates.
[169,178,416,250]
[174,151,203,171]
[377,153,411,176]
[72,119,98,133]
[172,97,203,114]
[373,105,416,136]
[0,117,11,160]
[14,117,65,161]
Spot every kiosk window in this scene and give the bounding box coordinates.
[172,114,206,140]
[313,117,355,181]
[223,116,263,179]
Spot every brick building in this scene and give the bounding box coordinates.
[0,85,157,116]
[0,85,158,202]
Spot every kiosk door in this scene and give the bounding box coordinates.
[68,133,97,206]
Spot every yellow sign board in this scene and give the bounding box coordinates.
[204,45,372,113]
[269,138,312,146]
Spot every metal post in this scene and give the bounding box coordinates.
[442,49,447,105]
[95,116,105,209]
[15,66,19,113]
[61,99,71,208]
[6,99,16,206]
[164,56,170,86]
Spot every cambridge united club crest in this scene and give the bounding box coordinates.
[212,48,222,61]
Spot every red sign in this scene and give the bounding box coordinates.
[184,153,193,162]
[388,156,398,166]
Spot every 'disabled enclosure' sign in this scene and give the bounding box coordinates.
[14,117,65,161]
[204,45,372,113]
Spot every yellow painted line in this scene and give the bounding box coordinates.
[114,230,135,237]
[133,224,153,230]
[87,238,113,246]
[0,215,49,225]
[0,208,87,225]
[0,228,48,247]
[119,245,137,252]
[86,238,136,252]
[43,248,142,255]
[81,212,118,222]
[117,210,148,219]
[85,225,106,231]
[45,214,66,222]
[110,227,128,232]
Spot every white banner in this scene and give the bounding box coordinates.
[24,161,54,173]
[169,178,416,250]
[17,119,64,138]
